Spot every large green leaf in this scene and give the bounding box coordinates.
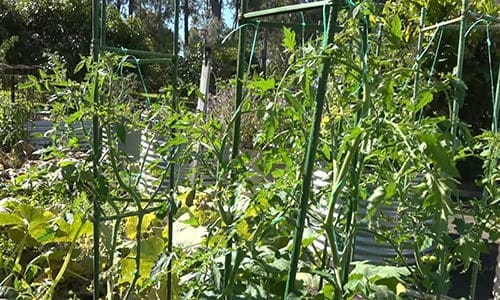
[249,77,275,93]
[124,213,157,240]
[346,262,409,298]
[282,27,296,51]
[391,15,403,40]
[118,236,165,285]
[419,133,459,177]
[53,214,93,243]
[0,213,23,226]
[414,90,434,112]
[349,262,410,280]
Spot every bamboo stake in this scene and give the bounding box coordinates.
[422,16,463,32]
[243,1,330,20]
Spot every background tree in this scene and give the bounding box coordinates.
[209,0,222,19]
[0,1,155,70]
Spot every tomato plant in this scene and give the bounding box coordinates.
[0,0,498,299]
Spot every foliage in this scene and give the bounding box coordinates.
[0,36,17,63]
[0,0,498,299]
[0,93,33,154]
[0,155,93,299]
[343,263,410,299]
[0,0,160,75]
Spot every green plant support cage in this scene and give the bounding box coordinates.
[90,0,499,299]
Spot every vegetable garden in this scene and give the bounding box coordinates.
[0,0,499,299]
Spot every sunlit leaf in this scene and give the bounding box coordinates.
[0,213,23,226]
[415,90,434,111]
[391,15,403,39]
[249,77,275,93]
[124,213,157,240]
[301,228,319,247]
[419,133,459,177]
[396,282,406,296]
[118,236,165,285]
[282,27,296,51]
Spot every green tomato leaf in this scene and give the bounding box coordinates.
[419,133,459,177]
[322,284,335,298]
[350,262,410,280]
[382,79,395,107]
[0,213,24,226]
[451,77,467,105]
[65,109,83,124]
[419,236,434,252]
[249,77,275,93]
[415,90,434,112]
[282,27,296,51]
[452,218,473,235]
[422,190,440,210]
[301,228,319,247]
[391,15,403,40]
[116,123,126,144]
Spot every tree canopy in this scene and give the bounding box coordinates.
[0,0,169,70]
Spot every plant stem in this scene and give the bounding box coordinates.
[469,256,479,299]
[14,230,27,272]
[323,134,363,296]
[451,0,467,145]
[107,217,121,300]
[341,151,364,285]
[412,7,426,113]
[43,219,86,300]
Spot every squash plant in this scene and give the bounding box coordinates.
[0,161,93,299]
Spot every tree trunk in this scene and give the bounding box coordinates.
[183,0,189,46]
[115,0,123,11]
[156,0,162,30]
[209,0,222,19]
[234,0,239,28]
[128,0,134,15]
